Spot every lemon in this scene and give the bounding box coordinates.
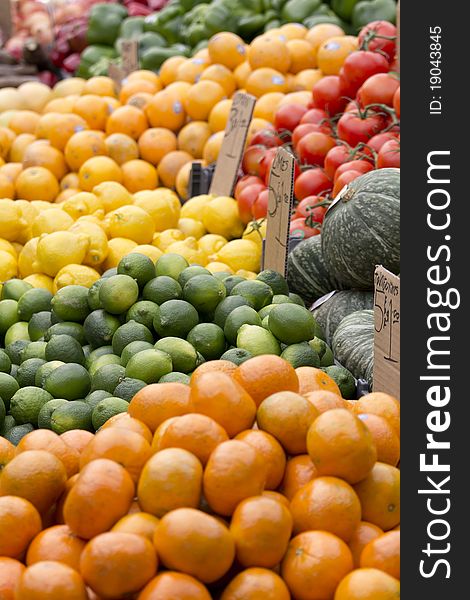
[61,192,104,220]
[202,196,244,240]
[212,239,261,273]
[102,238,138,271]
[242,218,267,248]
[180,194,212,220]
[104,205,155,244]
[93,181,133,213]
[206,261,234,274]
[30,201,55,213]
[31,208,74,237]
[165,237,207,266]
[53,264,100,293]
[23,273,54,292]
[35,231,90,277]
[18,237,39,277]
[69,220,109,268]
[0,200,28,242]
[0,239,16,259]
[132,244,163,262]
[11,243,23,256]
[198,234,227,256]
[236,269,258,280]
[153,229,185,251]
[0,250,17,280]
[133,189,181,232]
[75,215,105,229]
[177,217,206,239]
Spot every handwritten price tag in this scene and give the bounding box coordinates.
[209,92,256,197]
[121,40,139,76]
[373,266,400,399]
[263,147,295,277]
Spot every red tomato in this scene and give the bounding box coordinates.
[258,147,278,182]
[332,170,363,197]
[252,188,269,219]
[377,138,400,168]
[312,76,347,116]
[289,217,320,240]
[297,132,336,167]
[274,103,308,134]
[358,73,400,108]
[235,175,265,199]
[324,145,352,179]
[237,183,266,224]
[344,100,358,112]
[334,159,374,183]
[340,51,389,96]
[249,129,283,148]
[300,108,328,125]
[365,131,399,156]
[242,145,265,177]
[293,195,327,223]
[393,86,400,118]
[292,123,325,149]
[337,110,386,147]
[294,168,332,201]
[358,21,397,63]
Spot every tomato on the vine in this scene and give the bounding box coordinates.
[377,138,400,168]
[300,108,329,125]
[324,145,352,179]
[312,75,348,116]
[337,110,386,147]
[293,195,328,224]
[294,168,332,200]
[274,104,308,135]
[242,145,265,177]
[358,73,400,108]
[235,175,264,198]
[289,217,320,240]
[365,131,399,156]
[334,159,374,182]
[332,170,363,197]
[249,129,283,148]
[237,183,266,224]
[252,188,269,219]
[358,21,397,63]
[393,86,400,119]
[340,51,390,96]
[296,132,336,167]
[258,147,278,182]
[292,123,326,149]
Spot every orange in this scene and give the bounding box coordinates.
[184,81,226,121]
[349,521,384,567]
[15,166,59,201]
[234,61,252,88]
[280,454,317,501]
[129,382,192,433]
[262,490,290,507]
[222,568,290,600]
[0,172,14,197]
[105,132,139,165]
[112,512,160,542]
[305,389,347,413]
[177,121,212,159]
[235,430,286,490]
[80,532,157,598]
[16,429,79,479]
[191,359,237,381]
[307,408,376,484]
[253,92,285,122]
[1,161,23,184]
[203,439,266,516]
[360,530,400,580]
[157,149,193,189]
[103,95,121,112]
[54,474,79,526]
[296,366,342,395]
[100,413,153,444]
[15,561,88,600]
[78,155,122,191]
[0,126,14,158]
[138,572,211,599]
[154,508,235,583]
[176,159,203,200]
[246,68,288,97]
[290,476,361,541]
[8,132,35,162]
[82,76,117,97]
[106,105,148,140]
[202,131,225,163]
[121,159,158,193]
[281,531,353,600]
[0,496,42,558]
[126,91,154,111]
[146,90,186,131]
[41,113,89,152]
[208,98,232,133]
[73,95,110,130]
[60,430,94,455]
[305,23,345,55]
[60,172,80,190]
[208,32,247,70]
[138,127,177,165]
[0,557,25,600]
[293,68,323,91]
[119,79,160,104]
[353,463,400,531]
[126,70,161,86]
[257,391,318,455]
[176,58,209,84]
[352,392,400,436]
[316,35,358,75]
[64,458,135,539]
[190,371,256,438]
[159,56,188,86]
[64,130,107,171]
[43,97,77,114]
[200,64,237,97]
[248,36,291,73]
[357,413,400,466]
[26,525,86,572]
[287,39,317,73]
[153,413,228,466]
[0,437,15,472]
[334,568,400,600]
[8,110,40,135]
[230,496,293,568]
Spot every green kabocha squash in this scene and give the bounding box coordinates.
[321,168,400,290]
[332,309,374,388]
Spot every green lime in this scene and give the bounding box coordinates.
[153,300,199,339]
[0,415,15,436]
[322,365,356,399]
[4,339,29,365]
[258,304,277,320]
[272,294,293,304]
[155,253,189,280]
[212,272,232,282]
[99,274,139,315]
[1,279,33,301]
[0,299,19,336]
[45,363,91,400]
[126,300,159,329]
[220,348,252,365]
[0,397,5,432]
[85,345,114,369]
[223,275,246,295]
[16,358,46,387]
[10,364,18,378]
[125,348,172,383]
[45,334,85,365]
[187,323,226,360]
[112,321,153,356]
[142,276,182,305]
[4,321,30,347]
[92,397,129,430]
[155,337,198,373]
[21,341,47,362]
[17,288,53,321]
[309,338,334,367]
[91,363,125,393]
[213,296,252,329]
[230,280,273,311]
[102,267,118,278]
[159,372,190,384]
[0,372,19,411]
[50,310,62,325]
[34,361,64,388]
[183,275,226,313]
[256,270,289,295]
[289,292,305,307]
[281,343,320,368]
[268,304,316,344]
[236,324,281,356]
[178,266,211,288]
[28,311,53,342]
[51,401,93,433]
[10,386,54,426]
[120,340,154,367]
[83,309,121,348]
[50,285,90,323]
[4,423,34,445]
[312,320,325,341]
[87,279,105,311]
[45,322,87,345]
[261,315,270,330]
[85,389,113,410]
[37,399,68,430]
[0,349,11,373]
[224,305,262,346]
[88,354,121,377]
[117,253,156,288]
[113,377,146,402]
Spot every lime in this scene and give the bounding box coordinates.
[102,267,118,278]
[4,321,30,347]
[0,299,19,335]
[213,296,252,329]
[17,358,46,387]
[28,311,53,341]
[118,252,156,289]
[10,386,54,426]
[155,337,198,373]
[91,363,125,393]
[21,341,47,362]
[10,364,18,378]
[99,274,139,315]
[230,280,273,311]
[0,349,11,373]
[0,397,5,431]
[125,348,172,383]
[258,304,277,320]
[212,272,232,282]
[84,309,121,348]
[120,340,154,367]
[85,345,114,369]
[0,414,16,437]
[85,389,113,410]
[34,360,64,388]
[51,401,93,433]
[281,343,320,368]
[268,304,317,344]
[17,288,53,321]
[113,377,146,402]
[5,423,34,445]
[223,275,246,295]
[183,275,226,313]
[50,310,62,325]
[159,372,190,384]
[45,363,91,400]
[256,270,289,295]
[46,322,87,345]
[312,320,325,341]
[272,294,293,304]
[187,323,226,360]
[224,305,262,345]
[92,397,129,430]
[322,365,356,399]
[112,321,153,356]
[155,253,189,280]
[153,300,199,339]
[88,354,121,377]
[37,399,68,430]
[126,300,159,329]
[1,279,33,301]
[4,339,30,365]
[236,324,281,356]
[178,266,211,288]
[220,348,252,365]
[289,292,305,307]
[51,285,90,322]
[87,279,105,311]
[309,337,334,367]
[143,276,182,305]
[45,334,85,365]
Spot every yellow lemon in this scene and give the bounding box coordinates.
[165,237,207,266]
[104,205,155,244]
[30,201,56,212]
[93,181,133,213]
[11,242,23,256]
[152,229,185,251]
[236,269,258,280]
[133,188,181,231]
[69,220,109,268]
[0,250,17,280]
[13,200,40,245]
[18,237,40,277]
[206,261,234,274]
[132,244,163,262]
[177,217,206,239]
[53,264,100,293]
[0,199,28,242]
[75,215,105,229]
[0,239,16,259]
[61,191,104,220]
[198,234,227,256]
[202,196,244,240]
[212,239,261,273]
[23,273,54,292]
[242,218,267,248]
[180,194,212,220]
[102,237,138,271]
[35,231,90,277]
[31,208,74,237]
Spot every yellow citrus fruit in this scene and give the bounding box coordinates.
[202,131,225,164]
[293,69,323,91]
[64,130,108,172]
[236,269,258,280]
[184,80,227,122]
[102,238,138,271]
[180,194,212,220]
[280,23,308,40]
[206,261,234,274]
[18,237,40,277]
[8,133,36,162]
[175,160,201,202]
[176,58,208,84]
[133,188,181,232]
[212,239,261,272]
[287,39,317,73]
[15,167,60,202]
[233,61,252,88]
[153,229,186,252]
[316,35,358,75]
[78,156,122,192]
[93,181,133,213]
[0,173,14,198]
[23,273,54,292]
[165,237,207,266]
[61,191,104,220]
[197,234,228,256]
[253,92,285,122]
[53,264,100,293]
[246,68,288,98]
[200,64,237,97]
[105,133,139,166]
[82,76,117,97]
[202,196,244,240]
[69,220,109,268]
[53,77,86,98]
[159,56,187,86]
[31,209,74,237]
[305,24,345,55]
[121,159,158,193]
[35,231,90,277]
[208,99,233,133]
[208,32,247,70]
[0,239,16,259]
[0,199,28,241]
[0,250,17,280]
[104,205,155,244]
[157,151,193,189]
[145,90,186,132]
[248,36,291,73]
[132,244,163,262]
[138,128,177,166]
[177,122,212,159]
[177,218,206,240]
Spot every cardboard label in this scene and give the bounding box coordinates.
[373,266,400,399]
[209,92,256,197]
[108,63,126,91]
[0,0,12,42]
[263,147,295,277]
[121,40,139,76]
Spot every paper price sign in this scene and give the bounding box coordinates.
[121,40,139,75]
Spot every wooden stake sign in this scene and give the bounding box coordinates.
[373,265,400,399]
[0,0,12,42]
[109,40,139,90]
[209,92,256,197]
[263,147,295,277]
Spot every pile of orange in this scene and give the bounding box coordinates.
[0,355,400,599]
